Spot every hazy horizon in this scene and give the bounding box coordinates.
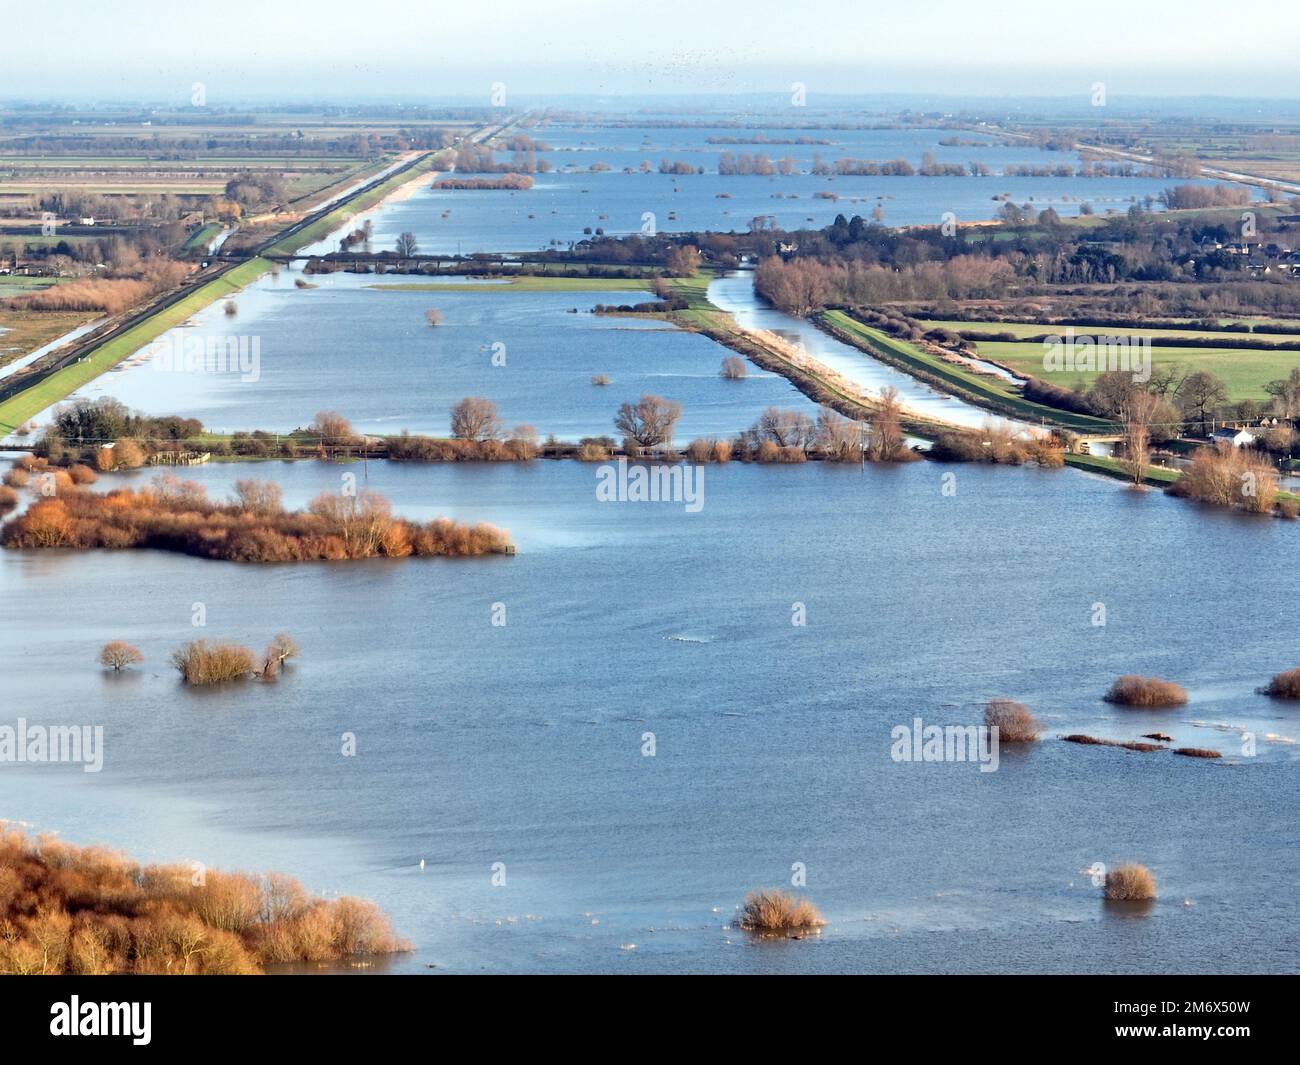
[6,0,1300,104]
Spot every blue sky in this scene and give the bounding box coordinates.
[5,0,1299,102]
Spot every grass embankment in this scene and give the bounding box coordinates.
[818,310,1117,434]
[0,258,271,435]
[366,276,655,293]
[655,276,952,438]
[182,222,223,250]
[261,154,440,256]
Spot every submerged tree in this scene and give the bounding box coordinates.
[614,394,683,450]
[98,641,144,672]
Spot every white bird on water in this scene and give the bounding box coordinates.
[419,859,426,871]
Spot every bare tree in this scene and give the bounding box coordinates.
[1177,371,1229,435]
[450,397,505,441]
[309,411,358,446]
[1121,390,1162,486]
[614,394,683,450]
[756,407,816,449]
[395,232,419,257]
[98,641,144,671]
[816,408,861,461]
[867,387,908,461]
[232,480,283,516]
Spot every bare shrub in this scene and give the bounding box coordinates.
[1103,675,1188,707]
[3,467,30,488]
[0,829,406,974]
[98,641,144,671]
[0,486,17,513]
[685,438,714,462]
[2,484,511,562]
[713,439,733,463]
[232,479,284,516]
[1261,669,1300,698]
[720,355,747,379]
[425,307,443,327]
[984,699,1041,742]
[1104,863,1156,901]
[1169,445,1278,514]
[591,374,612,386]
[737,889,825,934]
[171,640,258,685]
[579,440,611,461]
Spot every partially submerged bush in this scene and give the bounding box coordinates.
[1103,675,1188,707]
[1104,863,1156,901]
[0,486,17,514]
[98,641,144,671]
[737,889,825,935]
[1167,445,1278,514]
[171,640,258,685]
[984,699,1041,743]
[0,829,407,974]
[1261,669,1300,699]
[720,355,748,379]
[1174,747,1221,759]
[591,374,611,386]
[1,477,513,562]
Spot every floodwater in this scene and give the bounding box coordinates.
[1,458,1297,974]
[1,119,1295,976]
[47,267,820,443]
[312,124,1246,256]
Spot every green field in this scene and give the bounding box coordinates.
[924,318,1300,344]
[970,339,1300,401]
[818,310,1117,433]
[0,258,270,434]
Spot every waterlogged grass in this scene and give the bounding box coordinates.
[0,258,271,435]
[973,339,1300,402]
[0,310,99,365]
[820,311,1116,433]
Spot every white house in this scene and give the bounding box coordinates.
[1211,427,1256,448]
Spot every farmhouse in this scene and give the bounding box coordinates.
[1210,427,1256,448]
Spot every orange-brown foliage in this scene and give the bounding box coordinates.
[0,829,408,974]
[1,477,513,562]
